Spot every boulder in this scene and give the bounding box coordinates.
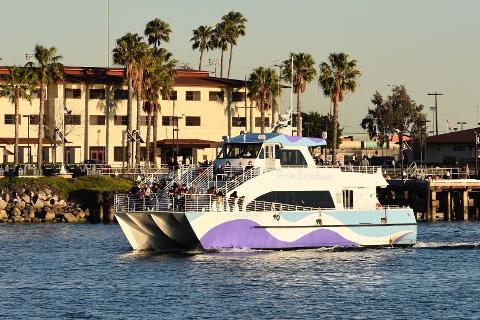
[0,199,7,210]
[0,209,7,222]
[84,208,90,217]
[44,208,55,222]
[16,200,26,210]
[13,207,22,217]
[77,210,86,220]
[33,199,44,210]
[64,212,78,223]
[21,195,31,204]
[54,200,67,209]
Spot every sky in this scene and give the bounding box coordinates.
[1,0,480,135]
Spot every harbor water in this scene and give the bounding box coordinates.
[0,222,479,319]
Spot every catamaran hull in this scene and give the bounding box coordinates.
[185,209,417,250]
[115,211,198,250]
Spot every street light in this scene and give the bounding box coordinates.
[475,131,479,177]
[22,115,31,163]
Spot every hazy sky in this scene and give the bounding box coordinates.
[1,0,479,135]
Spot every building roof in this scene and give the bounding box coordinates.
[426,127,479,144]
[0,66,246,88]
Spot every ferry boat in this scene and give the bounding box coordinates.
[114,127,417,251]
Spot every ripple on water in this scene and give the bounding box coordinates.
[0,222,479,319]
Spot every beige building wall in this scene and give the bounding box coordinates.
[0,75,268,165]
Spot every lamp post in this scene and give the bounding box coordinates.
[474,131,479,177]
[22,115,31,163]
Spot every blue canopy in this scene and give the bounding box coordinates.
[227,133,326,147]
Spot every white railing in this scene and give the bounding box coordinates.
[217,166,262,194]
[114,193,321,213]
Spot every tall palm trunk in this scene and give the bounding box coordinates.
[37,82,45,170]
[126,75,133,166]
[145,111,152,165]
[199,49,204,70]
[260,107,265,134]
[332,97,339,164]
[105,85,111,164]
[14,91,20,167]
[227,44,233,78]
[220,50,224,78]
[135,87,142,164]
[296,93,302,136]
[153,107,158,165]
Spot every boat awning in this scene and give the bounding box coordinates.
[156,139,219,149]
[228,133,326,147]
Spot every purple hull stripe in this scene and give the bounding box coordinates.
[199,219,357,249]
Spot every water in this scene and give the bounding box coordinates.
[0,223,479,320]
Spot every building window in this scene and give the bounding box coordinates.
[30,114,39,125]
[186,91,201,101]
[114,89,128,100]
[114,115,128,126]
[65,114,81,125]
[232,117,246,127]
[232,92,246,102]
[162,91,177,100]
[31,89,40,99]
[140,116,150,126]
[90,89,106,99]
[114,146,126,162]
[65,88,81,99]
[186,116,201,126]
[162,116,178,126]
[209,91,224,102]
[255,117,270,127]
[453,145,465,152]
[4,114,18,125]
[90,115,105,125]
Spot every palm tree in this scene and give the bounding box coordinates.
[211,22,229,78]
[281,52,316,137]
[221,11,247,78]
[247,67,280,133]
[143,48,176,164]
[319,52,361,164]
[145,18,171,49]
[190,25,213,70]
[112,32,145,165]
[0,66,37,167]
[33,45,63,171]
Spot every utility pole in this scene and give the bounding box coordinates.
[428,92,443,135]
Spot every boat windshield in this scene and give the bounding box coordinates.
[217,143,262,159]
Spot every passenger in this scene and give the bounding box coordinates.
[237,196,245,211]
[228,191,238,212]
[361,156,369,166]
[346,161,354,172]
[217,190,225,211]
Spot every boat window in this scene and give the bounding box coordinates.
[275,145,281,159]
[226,143,262,159]
[343,189,354,209]
[217,145,227,159]
[255,191,335,208]
[258,148,264,159]
[280,150,307,166]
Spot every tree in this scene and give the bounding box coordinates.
[33,45,63,170]
[247,67,280,133]
[221,11,247,78]
[319,52,361,164]
[211,21,229,78]
[190,25,213,70]
[361,85,427,165]
[112,32,145,165]
[0,65,37,166]
[142,48,176,164]
[301,112,342,148]
[144,18,171,49]
[281,52,317,137]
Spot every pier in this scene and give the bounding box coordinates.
[382,178,480,222]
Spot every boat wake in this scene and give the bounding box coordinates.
[414,241,480,250]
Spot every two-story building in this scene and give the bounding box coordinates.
[0,67,276,165]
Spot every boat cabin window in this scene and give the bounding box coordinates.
[343,189,354,209]
[280,150,307,166]
[255,191,335,208]
[218,143,262,159]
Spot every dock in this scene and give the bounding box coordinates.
[382,178,480,222]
